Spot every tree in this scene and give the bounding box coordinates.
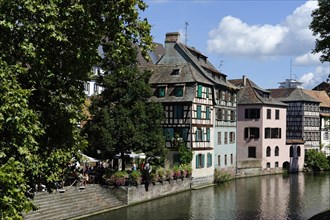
[0,0,153,218]
[304,150,330,171]
[0,61,43,218]
[83,65,166,170]
[310,0,330,62]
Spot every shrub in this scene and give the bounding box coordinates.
[214,169,232,183]
[173,165,181,179]
[165,169,174,181]
[130,170,142,185]
[156,167,166,182]
[107,171,128,186]
[180,164,192,177]
[304,150,330,171]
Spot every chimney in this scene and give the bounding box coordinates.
[243,75,247,86]
[165,32,180,43]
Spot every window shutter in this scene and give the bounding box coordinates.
[196,155,199,168]
[206,107,210,119]
[201,154,205,168]
[182,128,189,141]
[197,105,202,119]
[197,85,203,98]
[206,88,209,98]
[195,129,199,142]
[207,128,210,141]
[201,128,204,141]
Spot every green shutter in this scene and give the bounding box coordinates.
[206,107,210,119]
[182,128,189,141]
[201,128,204,141]
[209,153,212,166]
[196,154,199,168]
[201,154,205,168]
[197,85,203,98]
[159,87,165,97]
[207,128,210,141]
[206,87,209,98]
[197,105,201,119]
[195,129,199,142]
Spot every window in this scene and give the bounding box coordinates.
[163,128,174,141]
[275,162,279,168]
[197,85,203,98]
[206,107,210,120]
[245,108,260,119]
[224,154,227,166]
[84,82,90,93]
[266,162,271,168]
[290,146,293,157]
[230,110,236,121]
[267,109,271,119]
[266,146,271,157]
[196,154,205,169]
[94,83,98,93]
[207,153,212,167]
[174,86,183,97]
[158,87,165,97]
[248,147,256,158]
[275,109,280,120]
[265,128,281,139]
[206,128,210,142]
[171,69,180,75]
[229,132,235,144]
[230,154,233,164]
[224,132,228,144]
[216,108,223,120]
[173,106,184,119]
[275,146,279,156]
[218,155,221,166]
[197,105,202,119]
[244,127,260,139]
[297,146,301,157]
[217,132,221,144]
[196,128,203,142]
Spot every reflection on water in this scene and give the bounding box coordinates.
[85,172,330,220]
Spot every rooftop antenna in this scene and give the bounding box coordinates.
[290,59,292,80]
[219,60,224,71]
[185,21,189,46]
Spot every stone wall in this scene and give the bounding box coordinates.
[112,178,191,205]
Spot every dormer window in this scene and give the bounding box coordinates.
[171,69,180,75]
[174,86,184,97]
[158,86,166,97]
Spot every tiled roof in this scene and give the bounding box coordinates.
[268,88,320,103]
[143,63,212,85]
[229,78,286,106]
[303,90,330,107]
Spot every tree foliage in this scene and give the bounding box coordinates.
[304,150,330,171]
[310,0,330,62]
[83,66,166,170]
[0,0,153,218]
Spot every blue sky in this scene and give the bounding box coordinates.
[142,0,329,89]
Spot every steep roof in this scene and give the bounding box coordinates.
[229,77,286,106]
[303,90,330,107]
[176,43,236,90]
[268,88,320,103]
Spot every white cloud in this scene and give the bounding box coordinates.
[207,1,318,59]
[293,52,321,66]
[299,65,329,89]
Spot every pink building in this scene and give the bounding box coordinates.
[230,76,304,174]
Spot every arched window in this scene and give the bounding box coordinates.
[266,146,271,157]
[290,146,293,157]
[275,146,279,156]
[297,146,301,157]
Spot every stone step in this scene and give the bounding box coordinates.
[24,184,123,220]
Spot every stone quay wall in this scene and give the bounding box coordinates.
[112,178,191,205]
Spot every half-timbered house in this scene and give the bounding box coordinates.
[147,32,237,186]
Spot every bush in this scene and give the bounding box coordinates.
[130,170,142,185]
[214,169,232,183]
[173,165,181,179]
[156,167,166,182]
[107,171,128,186]
[180,164,192,177]
[165,169,174,181]
[304,150,330,171]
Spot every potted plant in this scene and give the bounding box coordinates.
[109,171,128,187]
[130,170,142,186]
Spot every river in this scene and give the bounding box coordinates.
[85,172,330,220]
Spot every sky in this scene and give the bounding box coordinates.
[141,0,329,90]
